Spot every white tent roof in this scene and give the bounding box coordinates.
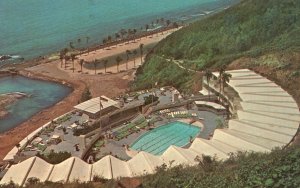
[161,146,199,167]
[92,155,112,179]
[74,96,119,115]
[26,157,53,183]
[0,157,35,186]
[68,157,92,182]
[92,155,133,179]
[110,156,132,178]
[128,151,163,176]
[48,157,75,182]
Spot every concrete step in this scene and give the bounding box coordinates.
[240,119,298,136]
[200,138,239,156]
[241,101,300,115]
[240,93,295,102]
[229,120,292,144]
[190,138,230,160]
[224,129,284,150]
[213,129,270,153]
[237,110,299,129]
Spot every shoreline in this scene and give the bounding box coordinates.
[0,70,85,164]
[0,27,180,163]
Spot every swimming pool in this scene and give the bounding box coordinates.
[130,121,201,155]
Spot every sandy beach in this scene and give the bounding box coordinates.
[62,28,178,75]
[0,27,180,163]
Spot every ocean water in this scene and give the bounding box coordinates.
[0,76,72,132]
[0,0,237,61]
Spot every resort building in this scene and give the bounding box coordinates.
[74,96,120,119]
[1,69,299,186]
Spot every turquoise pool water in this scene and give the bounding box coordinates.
[131,121,200,155]
[0,75,72,133]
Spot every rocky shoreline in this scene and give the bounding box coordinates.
[0,92,28,119]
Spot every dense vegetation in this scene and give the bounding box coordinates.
[80,87,92,103]
[36,151,71,164]
[141,146,300,188]
[134,0,300,91]
[1,146,300,188]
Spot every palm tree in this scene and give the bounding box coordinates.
[103,38,107,45]
[107,35,112,43]
[103,59,108,73]
[160,18,165,34]
[69,41,74,49]
[64,55,69,70]
[218,67,225,94]
[60,48,68,68]
[59,52,64,68]
[145,24,149,32]
[71,54,76,73]
[133,49,138,67]
[93,59,98,75]
[173,22,179,29]
[204,70,213,100]
[126,50,132,70]
[79,59,84,73]
[120,29,127,39]
[127,29,132,43]
[115,33,120,45]
[221,72,232,94]
[166,20,171,26]
[132,29,137,42]
[139,43,144,65]
[160,18,165,25]
[116,56,123,72]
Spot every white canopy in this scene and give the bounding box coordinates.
[74,96,119,115]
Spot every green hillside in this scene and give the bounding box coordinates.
[133,0,300,91]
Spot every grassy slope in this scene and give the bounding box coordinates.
[134,0,300,91]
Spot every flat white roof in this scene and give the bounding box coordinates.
[195,101,226,110]
[74,96,119,115]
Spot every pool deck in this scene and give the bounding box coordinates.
[93,109,221,160]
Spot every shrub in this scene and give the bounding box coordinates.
[144,95,159,105]
[37,151,71,164]
[80,88,92,102]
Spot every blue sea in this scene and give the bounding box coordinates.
[0,0,238,62]
[0,76,72,133]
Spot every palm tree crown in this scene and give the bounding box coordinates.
[204,70,213,99]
